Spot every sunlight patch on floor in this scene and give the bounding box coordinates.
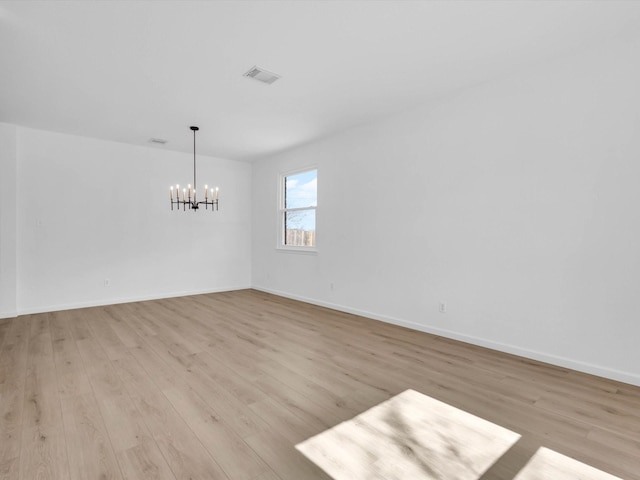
[514,447,621,480]
[296,389,521,480]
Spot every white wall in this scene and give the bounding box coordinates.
[252,35,640,386]
[9,126,251,314]
[0,124,18,317]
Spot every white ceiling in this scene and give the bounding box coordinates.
[2,0,640,161]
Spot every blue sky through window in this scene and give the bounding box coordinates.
[286,170,317,209]
[285,169,317,231]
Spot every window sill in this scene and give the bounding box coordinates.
[276,246,318,255]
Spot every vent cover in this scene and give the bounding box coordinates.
[149,138,168,145]
[243,66,281,85]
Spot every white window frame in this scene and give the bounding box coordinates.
[277,166,317,253]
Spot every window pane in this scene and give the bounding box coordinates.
[284,209,316,247]
[285,169,317,209]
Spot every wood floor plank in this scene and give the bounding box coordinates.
[86,309,129,360]
[22,317,64,431]
[0,318,29,476]
[244,430,331,480]
[136,402,230,480]
[18,316,72,480]
[122,314,272,442]
[534,387,640,438]
[7,290,640,479]
[101,306,144,349]
[116,438,176,480]
[193,351,265,405]
[126,342,186,392]
[250,372,339,430]
[163,386,272,480]
[0,456,19,480]
[94,353,178,479]
[182,364,271,440]
[255,358,370,425]
[75,337,111,369]
[60,393,123,480]
[253,473,280,480]
[248,396,328,444]
[116,302,162,338]
[0,319,11,349]
[112,353,230,480]
[98,391,154,453]
[49,311,93,399]
[19,426,69,480]
[65,309,94,341]
[256,343,378,399]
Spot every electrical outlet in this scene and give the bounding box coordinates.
[104,279,111,287]
[439,302,446,313]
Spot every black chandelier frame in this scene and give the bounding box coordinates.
[170,126,219,211]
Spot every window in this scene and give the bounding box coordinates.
[279,168,317,250]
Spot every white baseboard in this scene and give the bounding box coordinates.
[16,285,251,316]
[0,310,18,319]
[252,285,640,388]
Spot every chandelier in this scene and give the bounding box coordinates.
[170,126,219,211]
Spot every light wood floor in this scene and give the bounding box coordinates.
[1,289,639,480]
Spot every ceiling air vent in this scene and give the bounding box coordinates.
[243,66,281,85]
[149,138,168,145]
